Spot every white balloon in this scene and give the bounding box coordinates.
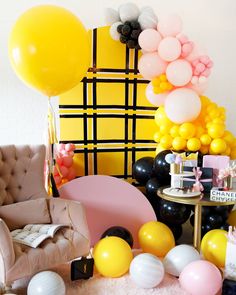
[105,8,120,25]
[119,2,140,22]
[109,22,122,41]
[141,6,155,15]
[163,244,201,277]
[138,12,158,30]
[166,59,192,86]
[27,271,66,295]
[129,253,165,289]
[165,88,201,124]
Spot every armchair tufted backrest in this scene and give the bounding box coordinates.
[0,145,48,205]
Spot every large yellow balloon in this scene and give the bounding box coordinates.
[93,237,133,278]
[8,5,90,97]
[138,221,175,257]
[201,229,227,268]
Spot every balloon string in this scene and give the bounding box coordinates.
[48,99,58,145]
[47,98,58,195]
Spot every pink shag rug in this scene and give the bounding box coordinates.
[12,263,188,295]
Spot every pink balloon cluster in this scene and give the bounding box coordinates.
[137,14,214,124]
[53,143,77,187]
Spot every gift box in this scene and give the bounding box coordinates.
[183,166,213,192]
[203,155,230,187]
[225,227,236,281]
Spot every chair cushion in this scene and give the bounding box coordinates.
[7,228,90,282]
[0,198,51,230]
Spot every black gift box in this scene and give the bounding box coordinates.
[183,166,213,192]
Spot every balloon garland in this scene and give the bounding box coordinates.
[106,2,236,159]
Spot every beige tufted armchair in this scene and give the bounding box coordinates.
[0,145,90,290]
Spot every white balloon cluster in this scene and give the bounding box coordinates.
[105,2,158,41]
[129,245,201,289]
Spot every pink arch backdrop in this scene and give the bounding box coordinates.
[59,175,156,247]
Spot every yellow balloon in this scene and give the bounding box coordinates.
[138,221,175,257]
[200,145,209,155]
[160,123,172,135]
[228,210,236,226]
[187,138,201,151]
[200,134,212,146]
[160,135,173,149]
[170,125,179,138]
[179,123,196,139]
[208,123,225,139]
[155,144,166,155]
[155,106,172,126]
[223,131,235,145]
[154,131,162,142]
[172,137,187,151]
[230,148,236,160]
[195,125,205,138]
[210,138,227,154]
[201,229,227,268]
[8,5,90,97]
[93,237,133,278]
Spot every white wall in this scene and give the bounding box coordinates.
[0,0,235,144]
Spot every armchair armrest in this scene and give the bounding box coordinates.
[47,198,90,243]
[0,219,15,283]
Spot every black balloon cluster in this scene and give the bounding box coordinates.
[132,150,188,241]
[190,205,233,238]
[117,21,142,49]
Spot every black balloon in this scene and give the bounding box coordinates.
[153,150,172,185]
[206,214,224,229]
[220,222,230,231]
[222,279,236,295]
[190,214,195,226]
[132,157,154,185]
[145,177,162,219]
[201,223,214,238]
[146,177,162,197]
[101,226,133,248]
[212,206,229,221]
[159,199,191,225]
[167,223,183,241]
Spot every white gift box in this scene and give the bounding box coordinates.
[225,227,236,281]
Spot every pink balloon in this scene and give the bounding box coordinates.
[67,167,77,181]
[186,43,207,61]
[53,166,59,176]
[57,143,65,151]
[165,88,201,124]
[54,175,62,185]
[187,79,208,95]
[166,59,193,86]
[138,52,167,80]
[62,156,73,168]
[65,143,76,152]
[158,37,181,62]
[138,29,162,52]
[56,157,63,166]
[145,82,168,106]
[157,14,182,37]
[59,165,69,178]
[179,260,222,295]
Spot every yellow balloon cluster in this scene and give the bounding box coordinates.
[154,96,236,159]
[152,74,173,94]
